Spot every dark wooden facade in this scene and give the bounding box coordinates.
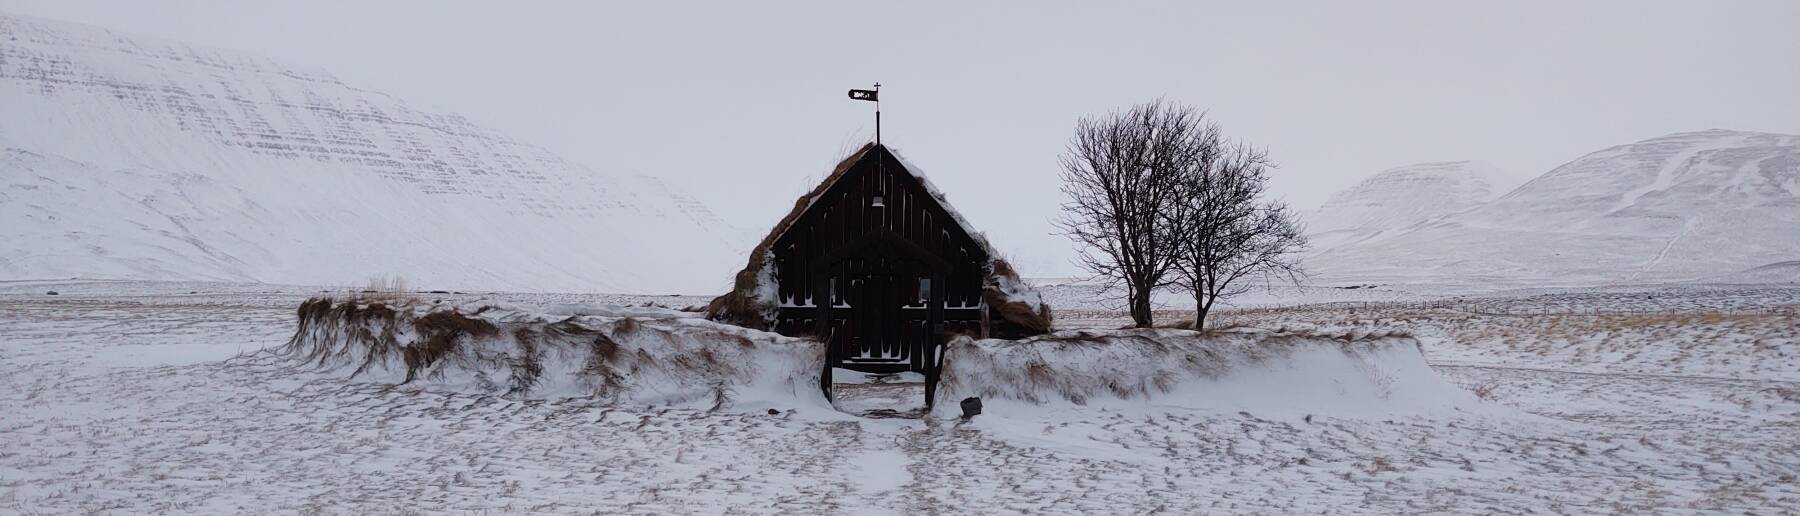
[763,145,990,402]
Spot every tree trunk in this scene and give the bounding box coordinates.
[1193,294,1211,331]
[1130,289,1154,328]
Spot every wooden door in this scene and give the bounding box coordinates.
[811,231,952,405]
[842,273,910,371]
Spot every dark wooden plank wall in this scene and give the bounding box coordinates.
[768,147,990,347]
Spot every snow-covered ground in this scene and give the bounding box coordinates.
[3,279,1796,513]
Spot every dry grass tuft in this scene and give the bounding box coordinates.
[1024,359,1056,386]
[404,309,499,383]
[355,274,414,302]
[580,332,626,393]
[988,295,1054,335]
[1367,456,1397,474]
[612,317,642,338]
[508,327,544,394]
[1471,382,1499,401]
[285,297,407,377]
[983,258,1054,337]
[987,256,1020,280]
[703,259,776,331]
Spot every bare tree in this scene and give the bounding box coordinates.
[1056,100,1210,327]
[1166,142,1307,330]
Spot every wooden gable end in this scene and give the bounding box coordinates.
[767,145,990,314]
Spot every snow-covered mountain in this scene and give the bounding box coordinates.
[1307,130,1800,287]
[0,12,750,293]
[1305,161,1499,250]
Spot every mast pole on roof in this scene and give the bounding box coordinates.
[848,83,883,146]
[874,83,884,210]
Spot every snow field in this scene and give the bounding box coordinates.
[1,281,1796,512]
[1198,286,1800,382]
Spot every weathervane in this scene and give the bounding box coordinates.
[847,82,880,145]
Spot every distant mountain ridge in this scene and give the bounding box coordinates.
[1305,129,1800,287]
[0,12,749,293]
[1306,160,1500,251]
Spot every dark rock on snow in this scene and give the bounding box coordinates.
[960,397,982,418]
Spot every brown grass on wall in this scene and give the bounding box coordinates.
[282,297,828,403]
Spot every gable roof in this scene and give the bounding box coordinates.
[760,143,993,260]
[704,142,1051,335]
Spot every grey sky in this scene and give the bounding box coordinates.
[5,0,1797,276]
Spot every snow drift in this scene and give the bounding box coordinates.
[280,297,827,411]
[933,328,1480,418]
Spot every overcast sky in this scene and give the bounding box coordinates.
[5,0,1798,276]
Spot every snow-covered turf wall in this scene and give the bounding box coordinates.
[934,328,1482,418]
[285,298,1486,421]
[281,297,828,411]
